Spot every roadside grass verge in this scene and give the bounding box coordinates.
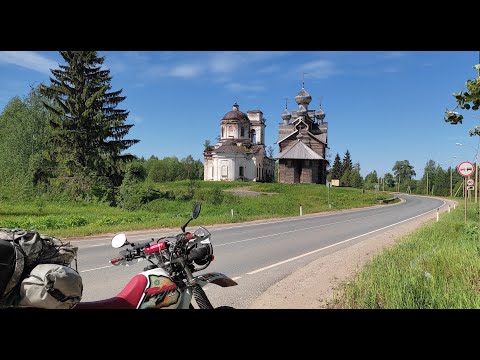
[0,181,394,238]
[331,202,480,308]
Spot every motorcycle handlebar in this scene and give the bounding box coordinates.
[110,256,125,265]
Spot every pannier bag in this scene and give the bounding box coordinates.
[19,264,83,309]
[0,228,78,307]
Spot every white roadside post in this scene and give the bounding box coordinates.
[300,205,303,216]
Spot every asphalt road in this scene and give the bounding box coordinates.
[71,194,445,308]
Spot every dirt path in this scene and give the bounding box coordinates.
[249,199,457,309]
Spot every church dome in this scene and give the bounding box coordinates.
[297,104,307,115]
[295,87,312,106]
[222,102,250,123]
[281,109,292,122]
[315,108,325,121]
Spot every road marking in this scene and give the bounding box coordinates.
[80,265,113,273]
[247,203,445,275]
[216,209,400,247]
[232,276,242,281]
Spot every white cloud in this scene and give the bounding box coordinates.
[226,83,265,92]
[141,64,168,78]
[0,51,57,74]
[299,60,337,79]
[209,51,290,74]
[258,64,280,74]
[129,114,144,123]
[170,64,204,78]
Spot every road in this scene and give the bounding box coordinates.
[71,194,445,308]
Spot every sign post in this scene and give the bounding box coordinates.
[327,181,332,209]
[457,161,475,224]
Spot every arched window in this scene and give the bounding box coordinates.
[228,126,233,138]
[240,127,244,137]
[221,127,224,138]
[251,130,256,144]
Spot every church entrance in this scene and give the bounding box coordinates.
[294,160,302,183]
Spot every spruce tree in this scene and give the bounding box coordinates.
[342,149,353,175]
[330,153,343,180]
[40,51,139,200]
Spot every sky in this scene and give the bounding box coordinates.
[0,50,479,179]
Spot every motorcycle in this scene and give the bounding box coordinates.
[75,202,237,309]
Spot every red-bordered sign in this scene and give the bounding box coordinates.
[457,161,475,177]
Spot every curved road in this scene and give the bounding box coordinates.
[71,194,445,308]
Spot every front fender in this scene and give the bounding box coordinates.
[194,272,238,288]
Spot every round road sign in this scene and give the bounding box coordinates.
[457,161,475,177]
[467,179,475,186]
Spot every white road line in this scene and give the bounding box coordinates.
[231,276,242,281]
[216,209,399,247]
[247,203,444,275]
[80,265,113,273]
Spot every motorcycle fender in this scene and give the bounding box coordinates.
[194,272,238,288]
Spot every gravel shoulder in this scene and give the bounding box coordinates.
[249,198,457,309]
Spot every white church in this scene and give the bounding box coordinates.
[203,102,275,182]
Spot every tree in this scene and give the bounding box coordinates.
[444,62,480,136]
[392,160,416,181]
[203,139,211,149]
[349,169,363,188]
[267,146,274,158]
[384,173,395,188]
[342,150,353,175]
[40,51,139,200]
[364,170,378,190]
[0,87,54,199]
[330,153,342,180]
[341,169,351,187]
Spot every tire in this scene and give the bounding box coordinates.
[215,306,235,309]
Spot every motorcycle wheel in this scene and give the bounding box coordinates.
[215,306,235,309]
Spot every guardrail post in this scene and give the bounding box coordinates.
[300,205,303,216]
[436,208,439,222]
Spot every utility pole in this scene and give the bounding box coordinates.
[450,167,453,197]
[475,160,478,203]
[426,172,429,195]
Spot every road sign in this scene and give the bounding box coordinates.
[457,161,475,177]
[467,185,475,190]
[467,179,475,186]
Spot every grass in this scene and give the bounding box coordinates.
[331,201,480,309]
[0,181,395,238]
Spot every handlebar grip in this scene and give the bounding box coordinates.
[110,256,125,265]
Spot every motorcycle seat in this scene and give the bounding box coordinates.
[75,274,147,309]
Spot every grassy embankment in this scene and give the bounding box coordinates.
[0,181,395,238]
[331,201,480,308]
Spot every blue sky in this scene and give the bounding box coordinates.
[0,51,479,179]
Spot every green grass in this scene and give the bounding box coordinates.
[331,202,480,309]
[0,181,394,238]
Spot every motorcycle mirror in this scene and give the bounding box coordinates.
[112,233,127,248]
[192,202,201,219]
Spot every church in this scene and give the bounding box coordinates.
[203,102,275,182]
[276,84,329,184]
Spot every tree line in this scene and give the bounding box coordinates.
[326,150,463,196]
